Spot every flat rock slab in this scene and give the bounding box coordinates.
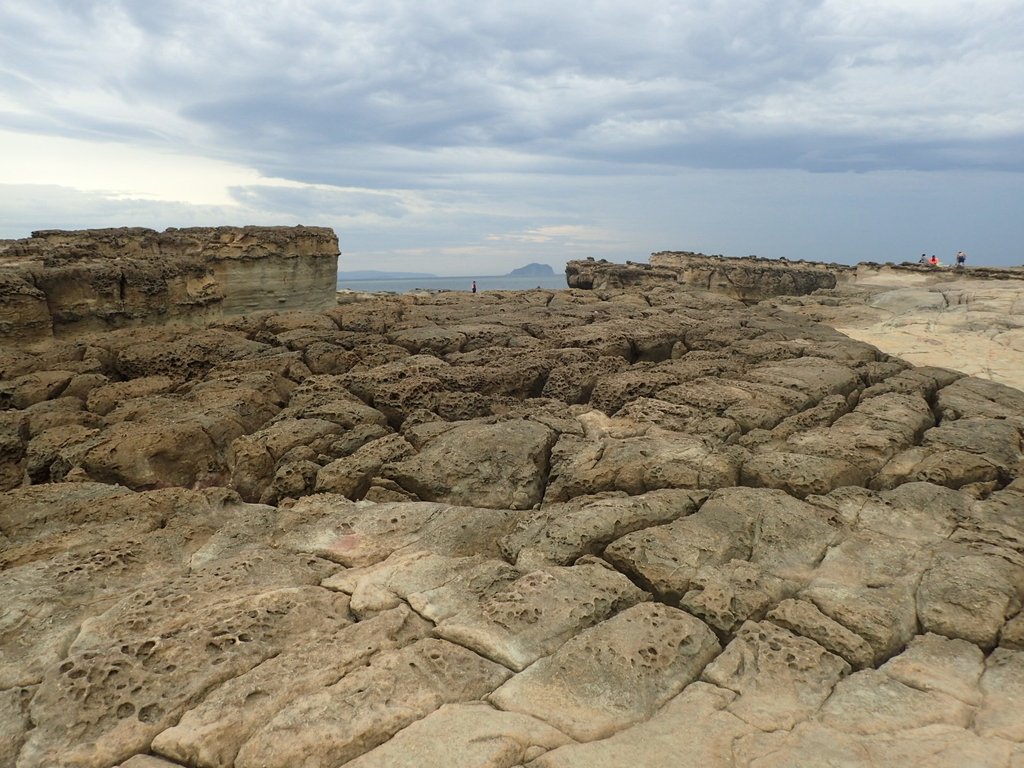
[528,682,754,768]
[976,648,1024,741]
[736,721,1020,768]
[798,532,925,665]
[277,496,522,566]
[604,486,838,605]
[490,602,720,741]
[427,562,649,671]
[343,702,574,768]
[702,620,850,731]
[151,606,428,768]
[501,488,705,568]
[544,429,744,503]
[322,550,512,618]
[233,638,512,768]
[19,584,351,768]
[819,669,974,735]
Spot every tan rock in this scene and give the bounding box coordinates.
[115,757,186,768]
[741,450,867,498]
[500,488,704,567]
[528,682,754,768]
[19,585,351,768]
[79,418,221,489]
[917,548,1024,648]
[234,639,512,768]
[976,648,1024,741]
[765,599,876,670]
[315,433,416,499]
[818,668,973,735]
[0,369,75,409]
[880,633,985,706]
[228,417,343,501]
[703,620,849,731]
[426,562,648,671]
[85,375,178,416]
[544,428,743,503]
[343,702,573,768]
[604,487,837,604]
[738,721,1017,768]
[278,496,521,566]
[491,602,719,740]
[151,606,427,768]
[680,559,788,632]
[1003,612,1024,650]
[0,686,33,768]
[384,419,558,509]
[323,550,514,618]
[799,532,926,665]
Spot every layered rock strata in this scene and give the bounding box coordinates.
[2,273,1023,767]
[566,251,845,300]
[0,226,339,344]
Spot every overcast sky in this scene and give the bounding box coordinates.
[2,0,1022,273]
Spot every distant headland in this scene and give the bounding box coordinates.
[506,262,556,277]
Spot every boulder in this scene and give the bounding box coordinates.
[384,419,557,509]
[545,428,743,503]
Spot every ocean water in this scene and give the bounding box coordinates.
[337,274,569,293]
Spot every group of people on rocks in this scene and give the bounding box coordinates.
[919,251,968,268]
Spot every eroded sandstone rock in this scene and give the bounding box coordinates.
[4,256,1024,768]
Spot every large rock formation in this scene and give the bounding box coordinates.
[566,251,845,301]
[0,226,339,344]
[2,244,1024,767]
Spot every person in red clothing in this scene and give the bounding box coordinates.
[929,254,939,266]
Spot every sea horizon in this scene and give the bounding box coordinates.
[336,273,569,293]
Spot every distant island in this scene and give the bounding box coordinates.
[507,263,556,277]
[338,270,437,280]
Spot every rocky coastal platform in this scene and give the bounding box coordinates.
[2,234,1023,767]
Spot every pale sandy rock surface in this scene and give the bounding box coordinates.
[2,253,1024,767]
[767,265,1024,390]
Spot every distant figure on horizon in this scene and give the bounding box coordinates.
[929,254,940,266]
[471,280,477,293]
[956,250,967,268]
[919,253,928,264]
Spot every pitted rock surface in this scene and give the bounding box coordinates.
[2,268,1024,767]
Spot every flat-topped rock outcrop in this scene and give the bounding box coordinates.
[2,249,1024,767]
[566,251,845,301]
[0,226,339,345]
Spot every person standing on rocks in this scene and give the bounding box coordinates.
[956,251,967,268]
[472,280,477,293]
[929,254,940,266]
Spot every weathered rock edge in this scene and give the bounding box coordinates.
[0,226,339,344]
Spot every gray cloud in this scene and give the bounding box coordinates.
[5,0,1022,176]
[2,1,1023,271]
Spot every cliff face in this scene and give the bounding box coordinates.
[567,251,846,301]
[0,226,339,344]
